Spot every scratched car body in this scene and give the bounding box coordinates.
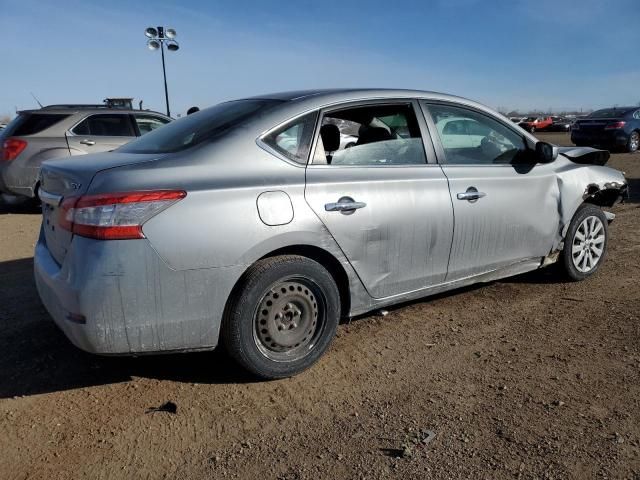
[34,89,627,379]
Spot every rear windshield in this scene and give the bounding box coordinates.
[3,113,70,136]
[118,99,283,154]
[588,108,634,118]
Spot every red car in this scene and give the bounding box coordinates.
[518,116,553,133]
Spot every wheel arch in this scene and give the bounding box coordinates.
[582,182,627,208]
[224,244,352,324]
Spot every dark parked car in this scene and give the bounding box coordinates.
[546,116,572,132]
[571,107,640,152]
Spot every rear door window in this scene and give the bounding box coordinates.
[72,114,135,136]
[311,103,427,166]
[5,113,70,136]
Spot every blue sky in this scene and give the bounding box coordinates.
[1,0,638,117]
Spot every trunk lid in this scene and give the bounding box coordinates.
[574,116,624,133]
[39,152,162,265]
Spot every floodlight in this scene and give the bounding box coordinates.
[147,39,161,50]
[144,27,158,38]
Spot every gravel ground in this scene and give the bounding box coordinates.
[0,133,639,479]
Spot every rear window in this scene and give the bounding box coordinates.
[4,113,70,136]
[119,99,283,154]
[589,108,634,118]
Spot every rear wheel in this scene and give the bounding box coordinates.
[530,126,536,133]
[560,204,608,281]
[222,255,340,379]
[627,131,639,153]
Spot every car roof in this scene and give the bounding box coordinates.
[248,88,476,104]
[17,107,169,117]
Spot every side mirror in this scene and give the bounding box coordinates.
[535,141,558,163]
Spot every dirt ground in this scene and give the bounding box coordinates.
[0,132,639,480]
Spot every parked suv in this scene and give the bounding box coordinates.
[571,107,640,153]
[0,105,171,199]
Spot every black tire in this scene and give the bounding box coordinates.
[222,255,340,379]
[626,131,639,153]
[560,204,608,281]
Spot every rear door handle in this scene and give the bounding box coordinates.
[325,197,366,213]
[325,202,367,212]
[80,139,96,146]
[457,187,486,202]
[456,192,486,200]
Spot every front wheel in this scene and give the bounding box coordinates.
[560,204,608,281]
[222,255,340,379]
[627,131,639,153]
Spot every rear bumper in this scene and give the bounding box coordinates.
[571,131,628,147]
[34,227,245,355]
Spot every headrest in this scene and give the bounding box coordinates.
[357,126,392,145]
[320,124,341,152]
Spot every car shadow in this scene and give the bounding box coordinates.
[0,251,590,399]
[0,257,258,399]
[0,199,41,215]
[625,177,640,204]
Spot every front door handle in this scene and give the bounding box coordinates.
[80,139,96,146]
[325,196,366,214]
[457,187,486,202]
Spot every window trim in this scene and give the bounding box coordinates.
[420,100,534,167]
[68,113,137,138]
[307,98,438,169]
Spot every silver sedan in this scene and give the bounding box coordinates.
[34,89,627,379]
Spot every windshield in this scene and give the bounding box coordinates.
[589,108,634,118]
[118,99,283,154]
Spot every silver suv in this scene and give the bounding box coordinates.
[0,105,171,199]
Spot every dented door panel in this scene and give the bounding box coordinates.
[305,165,454,299]
[441,163,561,281]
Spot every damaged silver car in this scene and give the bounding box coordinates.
[34,89,627,379]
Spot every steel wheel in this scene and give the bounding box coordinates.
[571,215,605,273]
[253,278,325,362]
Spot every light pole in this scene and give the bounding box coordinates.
[144,26,179,117]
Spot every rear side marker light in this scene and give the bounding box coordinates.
[604,121,626,130]
[2,138,27,161]
[59,190,186,240]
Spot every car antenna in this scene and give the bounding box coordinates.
[30,92,43,108]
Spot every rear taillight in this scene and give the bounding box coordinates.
[2,138,27,161]
[604,121,626,130]
[59,190,186,240]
